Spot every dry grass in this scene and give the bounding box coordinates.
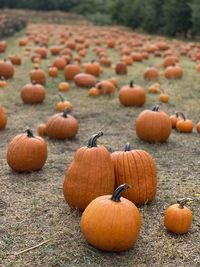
[0,23,200,267]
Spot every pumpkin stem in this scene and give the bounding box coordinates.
[175,111,179,118]
[152,104,160,112]
[87,131,103,147]
[124,142,131,151]
[178,112,186,121]
[111,184,130,202]
[31,80,37,85]
[63,109,68,118]
[130,80,134,88]
[25,129,34,138]
[59,93,65,102]
[177,198,193,208]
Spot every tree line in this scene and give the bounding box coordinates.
[0,0,200,37]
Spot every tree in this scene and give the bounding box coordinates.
[189,0,200,36]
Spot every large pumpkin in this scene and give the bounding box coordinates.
[63,132,115,210]
[164,198,192,234]
[0,59,15,79]
[136,105,172,143]
[119,81,146,106]
[21,82,45,104]
[111,143,157,205]
[46,110,79,140]
[74,73,96,88]
[64,63,81,81]
[7,129,48,172]
[80,184,141,252]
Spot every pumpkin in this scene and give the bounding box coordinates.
[111,143,157,205]
[80,184,141,252]
[35,47,47,59]
[144,66,159,81]
[136,104,172,143]
[53,57,66,70]
[84,61,101,77]
[176,113,193,133]
[74,73,96,88]
[50,46,62,55]
[56,94,73,112]
[164,65,183,79]
[195,122,200,133]
[58,82,70,92]
[19,38,28,46]
[29,67,46,85]
[7,129,48,172]
[170,112,181,128]
[163,56,179,68]
[115,62,127,75]
[88,87,101,97]
[63,132,115,210]
[164,198,192,234]
[0,59,15,79]
[46,109,79,140]
[119,81,146,106]
[96,80,115,95]
[48,66,58,77]
[0,77,7,88]
[148,83,160,94]
[0,105,7,129]
[108,77,119,87]
[159,92,169,103]
[37,123,47,137]
[64,63,81,81]
[0,41,7,53]
[21,82,45,104]
[8,55,21,65]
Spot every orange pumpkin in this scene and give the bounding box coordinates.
[21,82,45,104]
[0,59,15,79]
[74,73,96,88]
[170,112,181,128]
[88,87,101,97]
[144,66,159,81]
[64,63,81,81]
[29,67,46,85]
[176,113,193,133]
[56,94,73,112]
[58,82,70,92]
[48,66,58,77]
[115,62,127,75]
[84,61,101,77]
[0,105,7,129]
[96,80,116,95]
[37,123,47,137]
[164,65,183,79]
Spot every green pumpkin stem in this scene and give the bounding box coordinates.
[130,80,134,88]
[111,184,130,202]
[63,109,68,118]
[152,104,160,112]
[124,142,131,152]
[25,129,34,138]
[87,132,103,147]
[177,198,192,208]
[59,93,65,102]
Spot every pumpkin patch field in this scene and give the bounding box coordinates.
[0,22,200,267]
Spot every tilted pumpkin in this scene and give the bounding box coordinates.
[45,109,79,140]
[63,132,115,210]
[176,112,193,133]
[136,104,172,143]
[56,94,73,112]
[80,184,141,252]
[7,129,48,172]
[119,81,146,106]
[0,105,7,129]
[111,143,157,206]
[164,198,193,234]
[21,81,45,104]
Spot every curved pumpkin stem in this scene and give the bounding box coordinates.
[25,129,34,138]
[124,142,131,152]
[130,80,134,88]
[177,112,186,121]
[87,132,103,147]
[59,93,65,102]
[177,198,193,208]
[152,104,160,112]
[175,111,179,118]
[63,109,68,118]
[111,184,130,202]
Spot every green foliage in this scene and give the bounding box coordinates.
[189,0,200,36]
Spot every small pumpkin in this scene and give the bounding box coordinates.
[96,80,116,95]
[63,132,115,211]
[176,113,193,133]
[148,83,160,94]
[144,66,159,81]
[136,104,172,143]
[0,59,15,79]
[111,143,157,206]
[159,91,169,103]
[58,82,70,92]
[29,67,46,85]
[0,105,7,129]
[164,65,183,79]
[0,41,7,53]
[115,62,127,75]
[0,77,7,88]
[53,57,66,70]
[37,123,47,137]
[74,73,96,88]
[7,129,47,172]
[164,198,192,234]
[46,110,79,140]
[119,81,146,106]
[195,122,200,133]
[88,87,101,97]
[80,184,141,252]
[84,61,101,77]
[48,66,58,77]
[170,112,181,128]
[21,82,45,104]
[8,55,21,65]
[56,94,73,112]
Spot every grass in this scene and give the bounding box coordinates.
[0,21,200,267]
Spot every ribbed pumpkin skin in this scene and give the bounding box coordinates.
[176,119,193,133]
[21,83,45,104]
[0,60,15,79]
[119,84,145,106]
[84,63,101,77]
[74,73,96,88]
[46,113,79,140]
[164,204,192,234]
[144,67,159,81]
[111,150,157,205]
[136,110,172,143]
[80,195,141,251]
[29,68,46,85]
[64,64,81,80]
[7,134,47,172]
[0,105,7,129]
[63,146,115,210]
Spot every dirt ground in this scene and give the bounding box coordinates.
[0,24,200,267]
